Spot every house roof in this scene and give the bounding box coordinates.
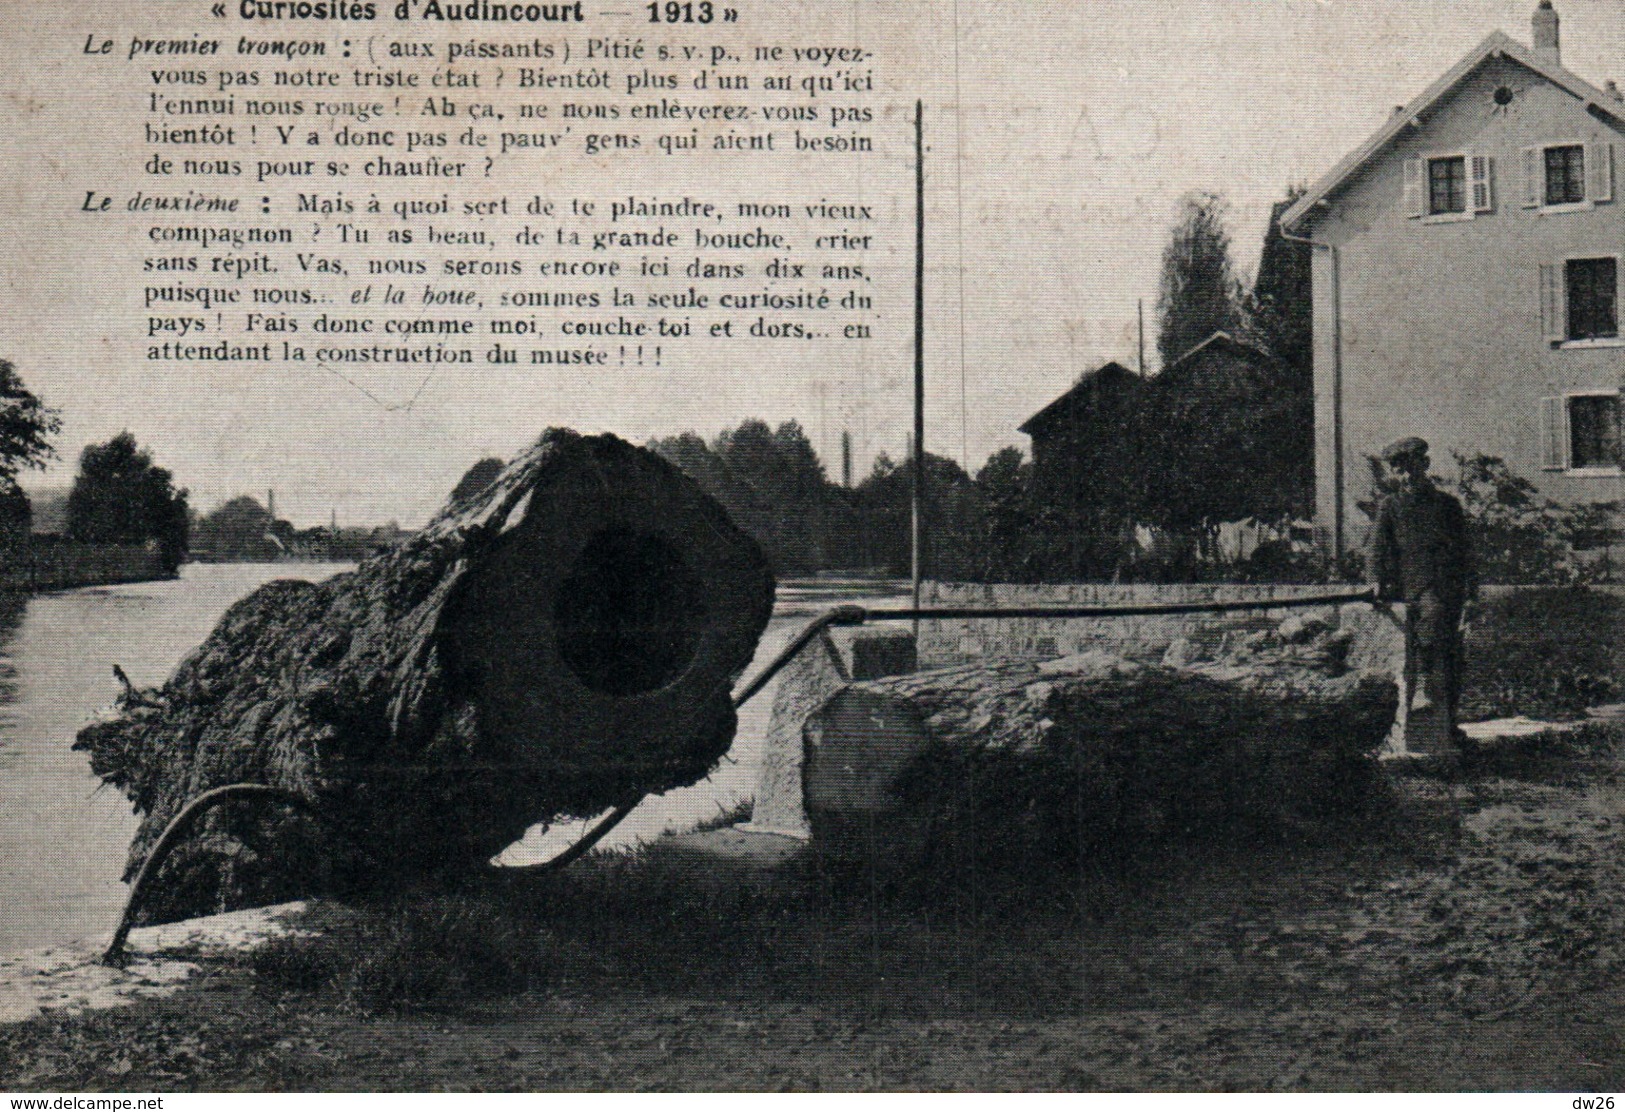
[1018,361,1139,437]
[1159,331,1273,377]
[1281,29,1625,232]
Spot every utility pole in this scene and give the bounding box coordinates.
[912,99,925,625]
[1137,298,1146,378]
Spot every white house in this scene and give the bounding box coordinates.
[1282,2,1624,556]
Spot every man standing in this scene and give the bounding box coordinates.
[1372,438,1477,731]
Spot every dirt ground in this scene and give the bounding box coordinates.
[3,735,1624,1092]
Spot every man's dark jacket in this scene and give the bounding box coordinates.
[1373,483,1475,603]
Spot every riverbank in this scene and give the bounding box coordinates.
[4,721,1622,1092]
[0,563,358,955]
[0,539,171,593]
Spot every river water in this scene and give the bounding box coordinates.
[0,563,904,952]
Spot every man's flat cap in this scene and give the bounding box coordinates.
[1381,436,1428,462]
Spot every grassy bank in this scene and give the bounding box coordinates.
[1461,588,1625,721]
[3,724,1624,1091]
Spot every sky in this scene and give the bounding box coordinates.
[1,0,1622,526]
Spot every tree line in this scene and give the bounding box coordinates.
[644,189,1319,583]
[0,355,423,569]
[0,363,188,574]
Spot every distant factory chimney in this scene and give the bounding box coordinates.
[267,489,276,520]
[1532,1,1560,66]
[841,430,853,488]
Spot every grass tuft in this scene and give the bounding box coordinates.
[254,891,542,1013]
[689,797,754,833]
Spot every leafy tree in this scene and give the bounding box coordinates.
[975,440,1126,583]
[976,446,1028,500]
[770,420,827,490]
[1249,186,1313,376]
[868,451,898,482]
[712,418,777,477]
[1453,453,1575,584]
[854,451,982,578]
[1155,191,1245,368]
[1244,186,1316,524]
[1113,191,1314,570]
[710,419,841,571]
[648,430,770,546]
[0,359,61,543]
[0,481,30,548]
[652,419,855,574]
[192,495,278,562]
[0,359,61,485]
[648,431,746,508]
[973,447,1041,581]
[65,432,189,572]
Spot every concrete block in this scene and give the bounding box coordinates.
[738,629,848,840]
[742,627,920,840]
[834,627,917,681]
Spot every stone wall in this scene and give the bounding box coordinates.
[917,581,1392,668]
[918,579,1419,747]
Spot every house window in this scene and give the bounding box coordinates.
[1544,393,1623,472]
[1545,145,1586,205]
[1569,394,1622,470]
[1525,142,1615,209]
[1406,153,1492,218]
[1428,156,1467,214]
[1566,258,1618,340]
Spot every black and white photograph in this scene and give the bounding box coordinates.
[0,0,1621,1095]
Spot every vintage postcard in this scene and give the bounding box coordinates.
[0,0,1621,1095]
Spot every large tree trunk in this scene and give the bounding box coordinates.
[803,634,1398,871]
[76,429,775,923]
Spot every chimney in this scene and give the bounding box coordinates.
[1532,1,1560,66]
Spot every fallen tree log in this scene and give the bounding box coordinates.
[76,429,775,923]
[803,634,1398,873]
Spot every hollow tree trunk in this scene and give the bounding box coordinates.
[76,429,775,922]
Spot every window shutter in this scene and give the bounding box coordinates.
[1540,396,1568,471]
[1539,262,1566,342]
[1402,158,1424,218]
[1588,141,1614,203]
[1523,146,1543,207]
[1613,396,1625,467]
[1471,153,1494,212]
